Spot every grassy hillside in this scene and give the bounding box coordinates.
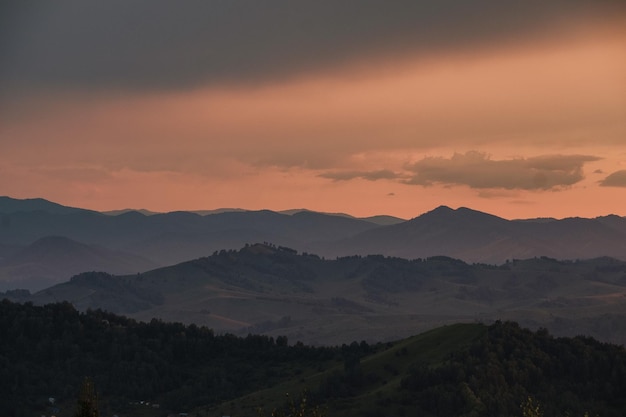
[210,322,626,417]
[210,323,486,417]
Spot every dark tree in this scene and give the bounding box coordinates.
[74,378,99,417]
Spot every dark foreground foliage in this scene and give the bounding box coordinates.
[394,321,626,417]
[301,321,626,417]
[0,300,345,416]
[3,300,626,417]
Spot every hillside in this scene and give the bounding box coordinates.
[13,244,626,345]
[220,321,626,417]
[2,300,626,417]
[0,236,158,291]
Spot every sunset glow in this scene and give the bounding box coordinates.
[1,2,625,219]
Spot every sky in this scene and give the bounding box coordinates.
[1,1,625,219]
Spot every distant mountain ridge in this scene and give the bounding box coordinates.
[1,196,626,291]
[0,196,93,215]
[0,197,382,264]
[101,208,160,216]
[0,236,157,291]
[324,205,626,264]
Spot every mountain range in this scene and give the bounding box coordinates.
[6,243,626,347]
[2,196,626,291]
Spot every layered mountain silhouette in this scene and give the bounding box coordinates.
[10,243,626,346]
[0,236,157,291]
[1,196,626,291]
[325,206,626,263]
[0,196,94,215]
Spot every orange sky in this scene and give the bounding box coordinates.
[1,4,625,219]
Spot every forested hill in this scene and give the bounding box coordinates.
[2,300,626,417]
[0,300,342,416]
[15,245,626,346]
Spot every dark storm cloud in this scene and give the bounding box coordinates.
[599,170,626,187]
[404,151,600,190]
[1,1,624,93]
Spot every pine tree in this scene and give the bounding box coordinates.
[74,378,99,417]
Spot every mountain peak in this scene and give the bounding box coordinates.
[416,205,505,222]
[432,205,454,213]
[411,205,453,220]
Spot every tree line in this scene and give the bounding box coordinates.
[3,299,626,417]
[0,300,345,416]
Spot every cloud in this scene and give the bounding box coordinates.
[404,151,600,190]
[319,169,400,182]
[599,170,626,187]
[2,1,624,94]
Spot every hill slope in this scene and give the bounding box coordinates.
[15,244,626,345]
[0,236,158,291]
